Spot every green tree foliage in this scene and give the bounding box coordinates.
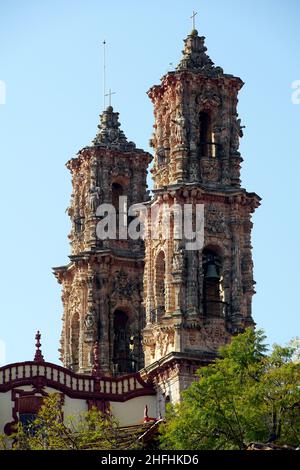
[5,394,134,450]
[160,329,300,450]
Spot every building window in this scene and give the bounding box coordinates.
[112,183,127,236]
[112,182,124,212]
[113,310,135,374]
[18,395,44,435]
[19,413,37,428]
[199,111,212,157]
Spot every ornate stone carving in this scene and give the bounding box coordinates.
[112,270,139,300]
[200,88,221,110]
[85,310,95,330]
[172,245,185,273]
[230,117,245,153]
[188,330,197,345]
[54,105,151,374]
[177,30,223,76]
[89,187,102,212]
[205,206,226,234]
[171,111,188,146]
[54,29,261,393]
[92,106,136,151]
[152,328,175,359]
[200,158,220,182]
[143,29,260,389]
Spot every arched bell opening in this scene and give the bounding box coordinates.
[112,309,136,375]
[111,182,128,237]
[202,248,226,317]
[199,111,218,158]
[199,111,212,157]
[111,182,124,211]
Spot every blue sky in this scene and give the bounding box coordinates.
[0,0,299,364]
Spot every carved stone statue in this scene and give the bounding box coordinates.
[85,311,95,330]
[172,112,187,145]
[157,147,166,165]
[230,117,245,153]
[89,186,101,212]
[172,247,185,272]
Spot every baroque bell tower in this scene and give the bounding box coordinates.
[54,106,151,375]
[142,29,261,405]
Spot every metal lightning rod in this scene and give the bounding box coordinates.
[103,40,106,110]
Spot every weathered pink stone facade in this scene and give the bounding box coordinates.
[54,29,260,406]
[141,30,260,403]
[54,106,152,375]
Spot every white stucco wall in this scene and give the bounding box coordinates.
[63,396,88,424]
[110,395,157,427]
[0,386,89,434]
[0,391,13,434]
[0,387,157,433]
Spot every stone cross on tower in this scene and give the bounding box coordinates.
[190,10,198,31]
[105,89,116,107]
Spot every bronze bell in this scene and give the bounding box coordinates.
[205,262,219,280]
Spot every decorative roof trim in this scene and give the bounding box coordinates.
[0,361,155,402]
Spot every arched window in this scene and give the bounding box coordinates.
[112,182,123,210]
[112,183,127,237]
[71,312,80,371]
[113,310,134,374]
[155,251,166,314]
[203,249,225,317]
[199,112,212,157]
